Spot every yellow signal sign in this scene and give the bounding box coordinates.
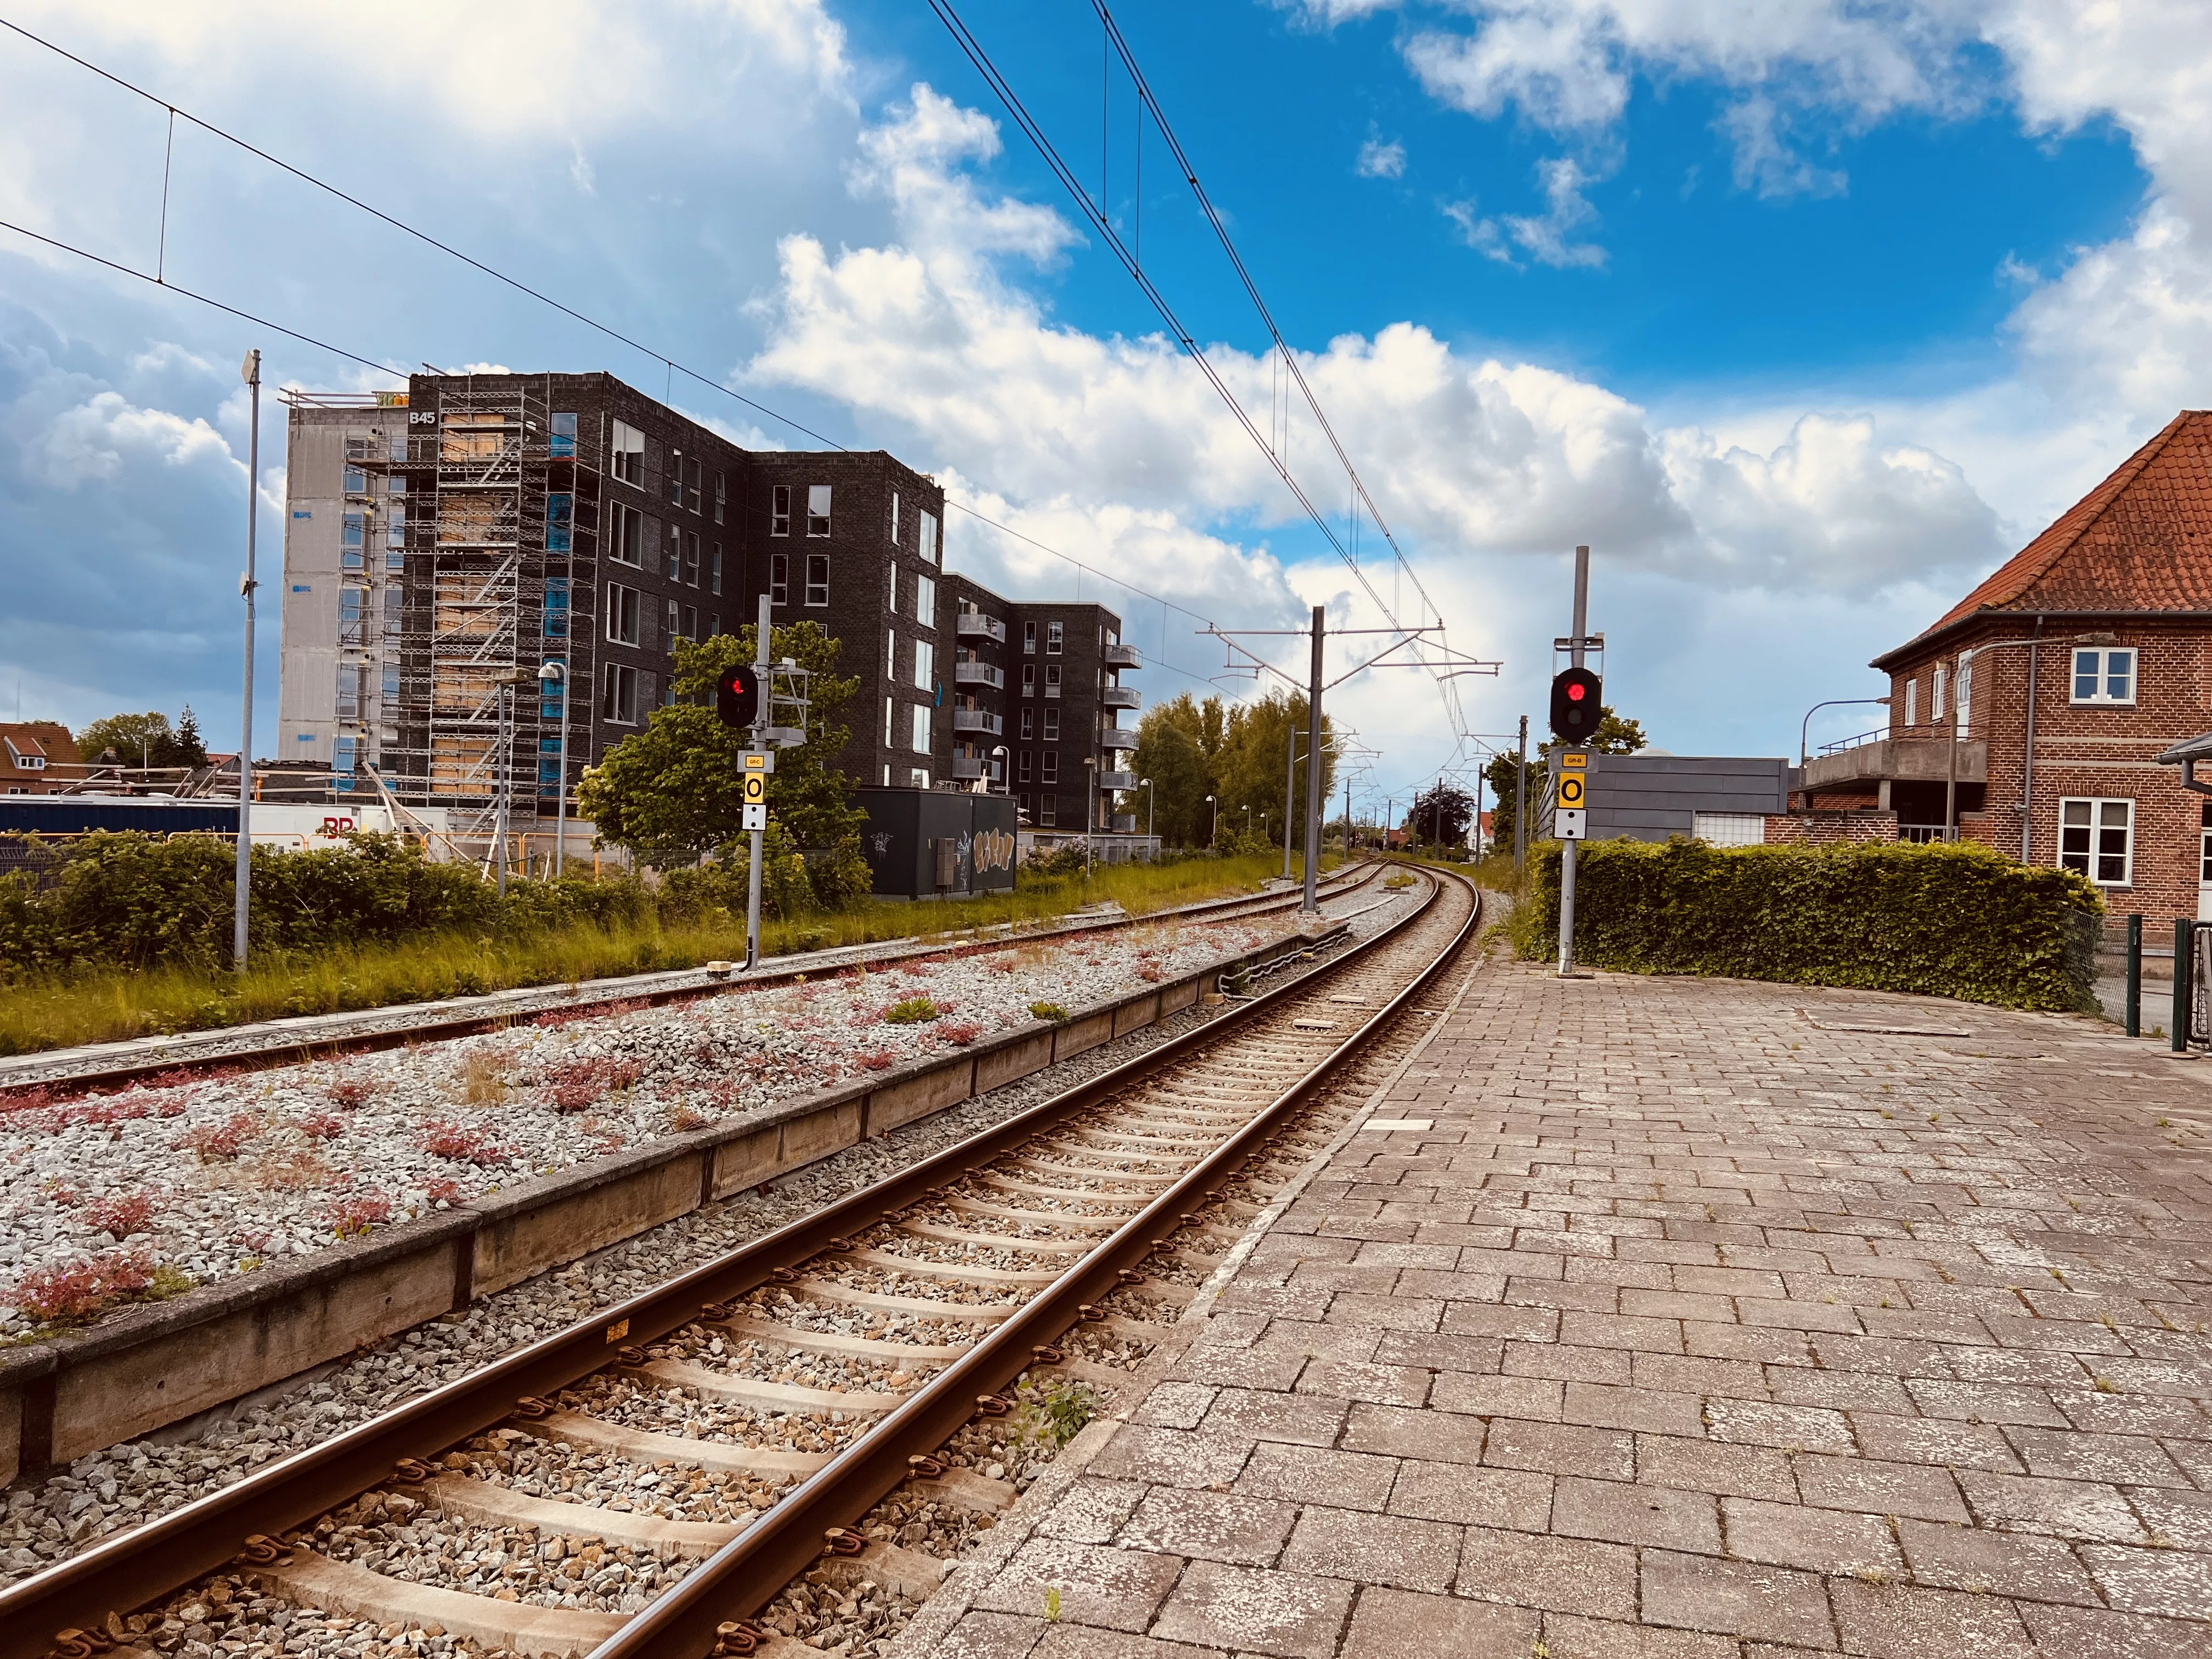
[1558,774,1586,809]
[1560,752,1588,770]
[742,772,768,806]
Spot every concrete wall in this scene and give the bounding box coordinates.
[1572,754,1794,843]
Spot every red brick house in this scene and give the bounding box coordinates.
[0,722,88,796]
[1802,409,2212,922]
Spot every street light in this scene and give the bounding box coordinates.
[989,743,1009,794]
[1205,793,1216,847]
[493,668,537,897]
[233,346,261,972]
[539,661,568,878]
[1139,776,1153,840]
[1084,755,1098,879]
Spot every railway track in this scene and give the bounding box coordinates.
[0,863,1385,1104]
[2,863,1477,1659]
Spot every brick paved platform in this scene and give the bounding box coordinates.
[899,946,2212,1658]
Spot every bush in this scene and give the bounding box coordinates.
[1020,842,1090,882]
[884,996,940,1024]
[1515,838,2101,1011]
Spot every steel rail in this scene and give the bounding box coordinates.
[596,867,1478,1659]
[0,862,1383,1105]
[0,866,1450,1655]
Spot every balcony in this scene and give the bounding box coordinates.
[1103,641,1141,669]
[953,709,1003,736]
[956,611,1006,643]
[1099,770,1137,791]
[1801,734,1986,792]
[1100,726,1138,751]
[951,755,990,781]
[954,661,1004,689]
[1101,684,1141,710]
[1111,814,1137,834]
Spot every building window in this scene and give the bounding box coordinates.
[685,456,702,514]
[667,449,686,509]
[335,664,361,719]
[610,503,644,566]
[539,659,563,718]
[807,485,832,537]
[1692,813,1765,846]
[611,420,644,486]
[1020,707,1034,740]
[601,663,640,724]
[332,736,357,791]
[385,503,405,568]
[1931,664,1946,724]
[914,641,934,692]
[664,599,680,645]
[1017,751,1032,783]
[709,544,723,595]
[1022,663,1036,697]
[342,512,365,569]
[770,553,788,605]
[887,565,898,613]
[1024,620,1036,654]
[382,585,402,635]
[550,412,577,457]
[606,582,641,646]
[882,697,896,749]
[887,630,898,681]
[1040,795,1057,826]
[919,510,938,566]
[1043,708,1060,741]
[910,768,931,789]
[383,664,402,706]
[916,575,936,628]
[771,484,792,537]
[890,491,900,545]
[713,470,726,525]
[2202,802,2211,885]
[539,737,565,788]
[911,704,932,754]
[1045,664,1062,698]
[684,532,701,586]
[1042,752,1059,784]
[2059,797,2134,885]
[543,576,569,639]
[2072,647,2136,705]
[665,526,682,582]
[805,554,830,607]
[338,586,365,644]
[682,605,697,641]
[545,493,572,553]
[1046,620,1063,654]
[1903,679,1917,728]
[343,467,366,495]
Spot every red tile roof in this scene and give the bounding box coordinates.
[1877,410,2212,665]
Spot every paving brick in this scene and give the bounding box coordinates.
[1482,1417,1635,1480]
[1133,1384,1220,1431]
[1850,1412,2023,1472]
[1199,1387,1350,1450]
[1296,1359,1432,1408]
[1088,1427,1256,1491]
[1904,1378,2070,1427]
[1639,1550,1835,1648]
[2017,1600,2212,1658]
[2005,1425,2193,1486]
[1553,1476,1721,1551]
[1504,1339,1636,1385]
[1028,1631,1226,1659]
[1428,1369,1566,1421]
[1792,1454,1969,1523]
[1340,1401,1486,1464]
[1705,1398,1858,1454]
[1635,1433,1800,1500]
[936,1612,1045,1659]
[2081,1541,2212,1618]
[1456,1526,1638,1620]
[1116,1487,1297,1567]
[1827,1579,2034,1658]
[1339,1586,1537,1658]
[1281,1504,1461,1592]
[970,1538,1184,1633]
[1895,1517,2100,1602]
[1235,1441,1398,1510]
[1039,1478,1151,1544]
[1388,1459,1553,1528]
[1719,1495,1901,1574]
[1562,1381,1705,1436]
[1955,1469,2148,1542]
[1367,1330,1505,1374]
[1149,1559,1355,1659]
[1539,1615,1740,1659]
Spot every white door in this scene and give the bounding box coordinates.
[2199,815,2212,922]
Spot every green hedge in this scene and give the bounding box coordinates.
[0,832,651,981]
[1516,838,2102,1012]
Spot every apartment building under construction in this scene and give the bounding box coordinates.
[278,370,1143,849]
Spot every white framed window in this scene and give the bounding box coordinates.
[709,544,723,595]
[805,554,830,607]
[665,525,682,582]
[769,554,788,605]
[1931,664,1946,724]
[806,485,832,537]
[887,565,898,613]
[608,503,644,566]
[1043,708,1060,741]
[1047,620,1063,655]
[890,491,900,545]
[2200,802,2211,885]
[610,420,644,486]
[600,663,640,724]
[1022,663,1036,697]
[1040,794,1056,826]
[1017,751,1032,783]
[914,640,934,692]
[1020,707,1034,740]
[605,583,640,645]
[1023,620,1036,654]
[1692,812,1765,846]
[884,697,895,747]
[684,532,701,586]
[1042,751,1059,784]
[1955,656,1973,739]
[916,575,936,628]
[1903,680,1917,728]
[887,631,898,679]
[1045,663,1062,698]
[910,768,931,789]
[919,510,938,566]
[2072,647,2136,705]
[911,704,932,754]
[2059,797,2134,885]
[770,484,791,537]
[663,599,680,645]
[713,470,725,525]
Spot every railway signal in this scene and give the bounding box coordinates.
[1549,665,1601,742]
[716,664,762,730]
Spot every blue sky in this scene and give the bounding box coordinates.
[0,0,2205,809]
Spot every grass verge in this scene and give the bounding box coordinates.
[0,853,1303,1059]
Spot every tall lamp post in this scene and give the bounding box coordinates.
[233,347,261,972]
[1084,755,1097,879]
[539,661,569,878]
[989,743,1009,794]
[1140,776,1154,839]
[1205,793,1216,846]
[1799,696,1891,767]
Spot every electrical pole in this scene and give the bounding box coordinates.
[1558,546,1590,978]
[1302,603,1325,915]
[745,593,771,969]
[233,348,260,972]
[1282,720,1296,882]
[1514,714,1528,871]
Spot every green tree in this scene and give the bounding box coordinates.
[1483,703,1645,847]
[79,712,170,771]
[578,620,868,896]
[1130,693,1224,848]
[1591,705,1646,754]
[1211,691,1335,851]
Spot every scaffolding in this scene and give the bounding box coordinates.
[295,377,599,840]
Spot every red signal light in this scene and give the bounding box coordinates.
[1567,682,1585,701]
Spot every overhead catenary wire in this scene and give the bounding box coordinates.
[0,10,1260,708]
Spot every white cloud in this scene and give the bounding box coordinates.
[19,388,235,490]
[1356,137,1408,178]
[1445,156,1607,267]
[749,87,2002,613]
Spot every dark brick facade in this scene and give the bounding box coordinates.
[1002,602,1137,831]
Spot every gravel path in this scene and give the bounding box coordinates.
[0,916,1286,1334]
[0,879,1427,1586]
